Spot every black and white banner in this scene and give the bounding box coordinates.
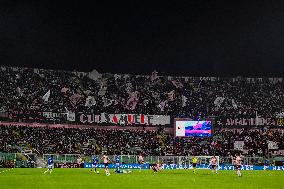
[234,141,245,150]
[42,112,75,122]
[268,141,278,150]
[78,113,170,126]
[217,117,276,126]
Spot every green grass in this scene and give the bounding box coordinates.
[0,168,283,189]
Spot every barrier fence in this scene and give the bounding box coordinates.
[1,153,283,168]
[42,154,284,166]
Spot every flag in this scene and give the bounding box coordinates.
[143,99,149,106]
[268,141,278,150]
[42,90,50,102]
[33,68,39,74]
[232,99,237,109]
[214,97,225,107]
[12,67,19,71]
[150,70,158,82]
[126,92,139,110]
[85,96,96,107]
[102,97,113,107]
[84,90,91,95]
[69,93,82,106]
[167,90,175,101]
[65,107,75,122]
[211,141,217,147]
[15,74,21,79]
[181,95,187,107]
[125,82,132,94]
[88,69,102,81]
[196,80,203,91]
[98,87,107,96]
[16,87,23,96]
[234,141,244,150]
[158,100,167,112]
[61,87,69,93]
[172,80,183,88]
[114,74,121,80]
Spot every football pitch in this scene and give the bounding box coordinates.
[0,168,283,189]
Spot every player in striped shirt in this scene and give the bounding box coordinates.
[235,155,242,177]
[151,162,162,174]
[101,154,111,176]
[210,156,218,174]
[138,153,144,172]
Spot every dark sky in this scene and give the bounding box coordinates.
[1,1,284,76]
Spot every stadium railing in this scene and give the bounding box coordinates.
[2,152,284,167]
[43,154,80,163]
[0,152,16,162]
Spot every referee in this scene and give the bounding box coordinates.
[192,156,198,174]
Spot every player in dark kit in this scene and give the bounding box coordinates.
[114,155,120,173]
[264,158,270,170]
[90,156,99,174]
[44,156,54,174]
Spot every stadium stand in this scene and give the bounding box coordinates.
[0,66,283,167]
[0,66,284,120]
[0,125,283,157]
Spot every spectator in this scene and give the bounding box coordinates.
[0,125,283,157]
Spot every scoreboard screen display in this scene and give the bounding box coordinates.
[175,120,212,137]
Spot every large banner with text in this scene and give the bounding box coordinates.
[78,113,170,126]
[4,110,170,127]
[216,117,284,126]
[5,109,284,127]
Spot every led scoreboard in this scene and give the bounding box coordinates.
[175,119,213,137]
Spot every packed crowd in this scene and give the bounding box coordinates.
[0,125,283,157]
[0,66,284,160]
[1,66,284,124]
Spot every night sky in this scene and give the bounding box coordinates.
[1,1,284,76]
